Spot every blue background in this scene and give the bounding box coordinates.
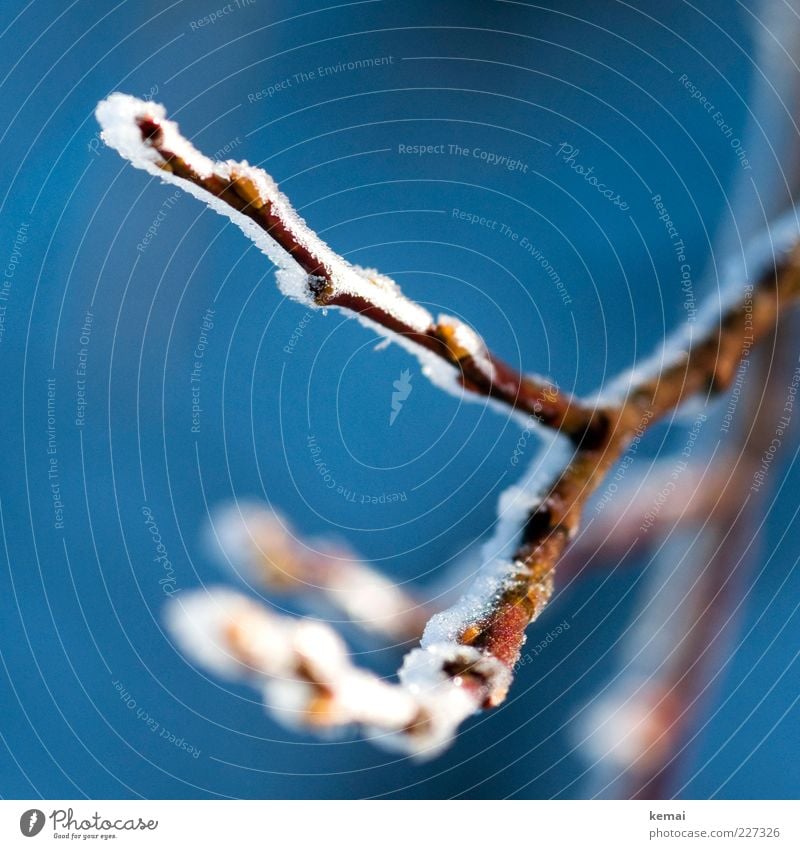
[1,0,799,798]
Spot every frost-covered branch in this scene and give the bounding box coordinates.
[98,94,800,756]
[96,94,595,439]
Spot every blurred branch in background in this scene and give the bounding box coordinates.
[207,502,431,643]
[578,321,798,798]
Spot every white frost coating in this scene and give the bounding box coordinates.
[451,318,484,355]
[96,96,176,171]
[353,265,432,331]
[591,206,800,408]
[165,588,294,680]
[420,558,520,647]
[400,643,509,698]
[262,679,317,727]
[437,312,497,382]
[97,94,302,282]
[292,618,350,676]
[377,644,491,756]
[106,92,608,753]
[326,295,479,412]
[96,94,433,332]
[372,689,476,757]
[259,617,423,731]
[170,428,571,754]
[334,672,417,728]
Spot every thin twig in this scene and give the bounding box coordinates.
[98,95,597,440]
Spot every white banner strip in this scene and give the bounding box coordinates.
[1,800,797,847]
